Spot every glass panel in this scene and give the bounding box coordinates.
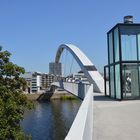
[138,34,140,60]
[120,26,140,61]
[121,35,137,60]
[115,64,121,99]
[105,67,109,96]
[114,28,119,62]
[110,66,115,98]
[108,32,114,64]
[122,64,139,99]
[139,65,140,94]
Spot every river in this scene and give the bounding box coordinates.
[21,100,81,140]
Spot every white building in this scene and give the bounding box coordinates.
[21,72,42,93]
[66,71,90,84]
[22,71,63,93]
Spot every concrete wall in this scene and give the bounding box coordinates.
[65,85,94,140]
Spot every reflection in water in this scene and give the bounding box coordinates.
[21,100,81,140]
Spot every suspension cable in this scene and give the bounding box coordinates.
[64,49,68,76]
[69,56,74,76]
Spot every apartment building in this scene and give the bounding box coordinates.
[21,72,42,93]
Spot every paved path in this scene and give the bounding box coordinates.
[93,93,140,140]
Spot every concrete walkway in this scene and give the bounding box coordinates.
[93,93,140,140]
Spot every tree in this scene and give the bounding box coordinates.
[0,46,32,139]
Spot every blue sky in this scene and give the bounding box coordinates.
[0,0,140,73]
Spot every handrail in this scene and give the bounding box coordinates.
[65,84,94,140]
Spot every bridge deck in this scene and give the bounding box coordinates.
[93,93,140,140]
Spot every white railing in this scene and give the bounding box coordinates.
[52,82,91,99]
[65,84,94,140]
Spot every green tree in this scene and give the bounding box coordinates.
[0,46,32,140]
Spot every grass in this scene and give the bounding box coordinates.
[59,95,77,100]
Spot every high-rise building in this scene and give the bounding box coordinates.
[49,62,62,76]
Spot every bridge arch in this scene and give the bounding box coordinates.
[55,44,104,92]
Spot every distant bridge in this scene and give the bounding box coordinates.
[52,81,91,99]
[55,44,104,93]
[52,44,104,140]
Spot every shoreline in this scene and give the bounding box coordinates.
[25,91,77,101]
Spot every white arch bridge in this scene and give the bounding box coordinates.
[51,44,104,140]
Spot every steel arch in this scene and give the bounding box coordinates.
[55,44,104,92]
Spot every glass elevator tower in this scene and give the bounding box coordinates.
[104,16,140,100]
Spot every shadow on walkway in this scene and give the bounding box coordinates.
[94,94,114,101]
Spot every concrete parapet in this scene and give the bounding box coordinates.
[52,82,91,99]
[65,85,94,140]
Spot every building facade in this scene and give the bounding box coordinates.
[42,73,57,89]
[49,62,62,76]
[21,72,42,93]
[72,71,89,84]
[22,72,62,93]
[104,16,140,100]
[65,71,89,84]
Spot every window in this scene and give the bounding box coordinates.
[138,34,140,60]
[110,66,115,98]
[121,35,137,60]
[115,64,121,99]
[120,26,140,61]
[114,28,119,62]
[108,32,114,64]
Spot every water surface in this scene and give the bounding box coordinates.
[21,100,81,140]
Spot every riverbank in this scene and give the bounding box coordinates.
[25,91,77,101]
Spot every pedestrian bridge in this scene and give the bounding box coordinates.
[51,44,104,140]
[51,81,94,140]
[55,44,104,93]
[52,81,91,99]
